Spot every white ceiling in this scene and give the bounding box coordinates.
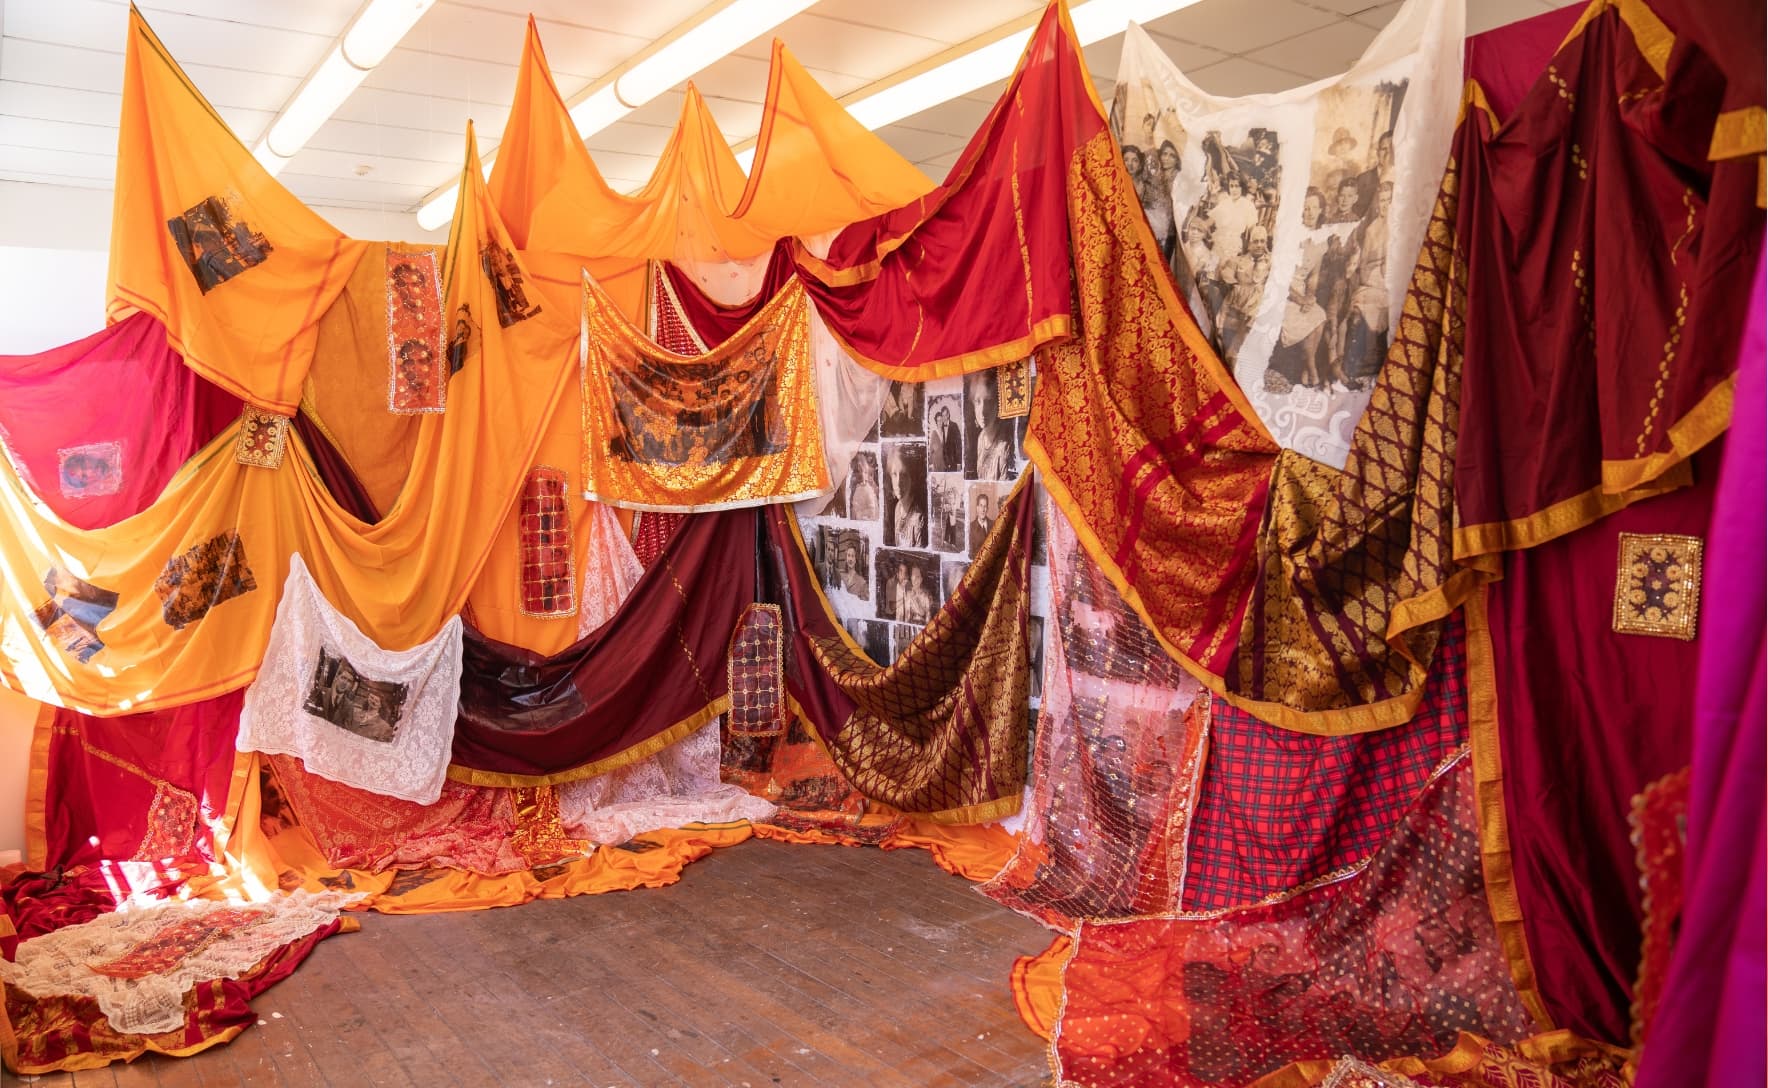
[0,0,1573,231]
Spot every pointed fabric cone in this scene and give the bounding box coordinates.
[107,7,367,414]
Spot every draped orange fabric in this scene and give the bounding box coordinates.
[108,9,366,415]
[489,19,931,269]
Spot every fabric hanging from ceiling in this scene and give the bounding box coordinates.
[1109,0,1463,469]
[578,273,830,511]
[0,128,577,713]
[108,11,368,415]
[236,554,465,806]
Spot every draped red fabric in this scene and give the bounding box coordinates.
[1461,5,1582,119]
[0,314,241,530]
[662,242,796,340]
[793,3,1105,378]
[1453,4,1755,547]
[1482,448,1719,1044]
[449,508,757,783]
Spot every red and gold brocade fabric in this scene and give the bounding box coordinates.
[762,482,1034,823]
[795,4,1105,379]
[108,10,366,415]
[1051,761,1535,1088]
[0,918,345,1076]
[1028,126,1278,682]
[1452,0,1759,556]
[979,497,1208,927]
[578,274,829,511]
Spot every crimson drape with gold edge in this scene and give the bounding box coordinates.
[108,9,366,415]
[579,273,828,511]
[1048,759,1537,1088]
[794,4,1103,379]
[1025,70,1278,690]
[494,19,930,268]
[762,479,1033,824]
[449,507,757,786]
[1452,0,1759,557]
[0,129,577,714]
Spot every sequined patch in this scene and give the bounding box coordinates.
[155,530,258,630]
[728,604,786,737]
[387,248,447,413]
[1630,765,1690,1047]
[997,357,1032,418]
[481,242,542,327]
[1612,532,1702,640]
[131,783,201,862]
[166,192,272,293]
[234,406,290,468]
[57,440,123,498]
[519,467,576,618]
[511,786,588,867]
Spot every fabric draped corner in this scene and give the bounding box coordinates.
[108,9,367,415]
[578,272,830,511]
[764,477,1036,823]
[236,554,465,806]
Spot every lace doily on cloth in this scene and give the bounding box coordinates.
[577,501,644,638]
[0,890,350,1035]
[238,553,463,805]
[1321,1058,1424,1087]
[560,719,776,845]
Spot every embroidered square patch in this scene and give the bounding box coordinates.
[997,357,1032,419]
[155,531,258,630]
[57,441,123,499]
[234,407,290,469]
[387,248,447,413]
[728,603,786,737]
[519,467,576,617]
[1612,532,1702,640]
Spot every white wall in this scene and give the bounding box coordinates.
[0,688,36,861]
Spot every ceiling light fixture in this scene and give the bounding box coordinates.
[845,0,1204,132]
[253,0,436,176]
[414,0,817,231]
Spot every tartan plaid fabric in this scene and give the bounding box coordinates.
[1182,611,1468,911]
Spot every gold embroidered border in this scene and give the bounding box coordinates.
[1558,0,1673,79]
[1711,106,1767,161]
[1464,592,1556,1032]
[1452,464,1691,560]
[1600,374,1737,494]
[824,312,1073,383]
[24,701,54,870]
[443,696,728,788]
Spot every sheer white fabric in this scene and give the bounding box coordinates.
[671,235,886,494]
[1113,0,1462,468]
[577,500,645,638]
[559,718,776,845]
[0,890,348,1035]
[237,553,463,805]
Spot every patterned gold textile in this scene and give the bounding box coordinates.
[1027,130,1279,682]
[578,273,829,511]
[793,477,1035,821]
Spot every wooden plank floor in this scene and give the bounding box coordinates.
[21,839,1057,1087]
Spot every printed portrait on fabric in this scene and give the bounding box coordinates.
[818,526,872,602]
[608,343,788,468]
[846,449,881,521]
[1027,616,1046,701]
[1269,81,1409,398]
[1109,78,1191,278]
[165,193,272,293]
[154,530,257,631]
[1056,525,1171,682]
[56,441,123,499]
[966,481,1012,559]
[32,567,120,663]
[891,623,919,663]
[479,242,542,327]
[845,618,892,667]
[941,561,967,603]
[302,647,410,743]
[925,393,963,472]
[875,549,940,627]
[929,473,966,553]
[882,441,928,548]
[880,380,925,438]
[810,482,847,519]
[963,370,1017,480]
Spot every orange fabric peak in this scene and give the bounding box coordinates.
[489,19,933,267]
[108,8,367,415]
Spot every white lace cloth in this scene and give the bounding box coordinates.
[560,718,776,845]
[0,890,349,1035]
[577,501,645,639]
[237,553,463,805]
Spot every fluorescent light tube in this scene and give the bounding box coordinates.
[615,0,819,109]
[343,0,436,68]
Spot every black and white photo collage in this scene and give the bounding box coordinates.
[798,361,1050,704]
